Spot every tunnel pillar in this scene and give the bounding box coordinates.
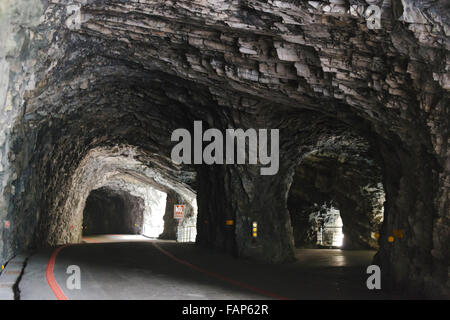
[197,164,295,263]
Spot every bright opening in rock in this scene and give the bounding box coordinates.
[310,203,344,248]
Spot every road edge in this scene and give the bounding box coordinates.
[0,253,29,300]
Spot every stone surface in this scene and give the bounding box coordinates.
[0,0,447,298]
[0,253,28,300]
[288,133,385,250]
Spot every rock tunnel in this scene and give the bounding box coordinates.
[0,0,448,299]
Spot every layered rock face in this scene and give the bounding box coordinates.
[0,0,448,297]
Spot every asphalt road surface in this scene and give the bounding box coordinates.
[18,235,391,300]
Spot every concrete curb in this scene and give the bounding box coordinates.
[0,254,28,300]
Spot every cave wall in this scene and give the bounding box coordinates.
[159,190,197,240]
[101,177,168,238]
[83,187,144,235]
[0,0,447,297]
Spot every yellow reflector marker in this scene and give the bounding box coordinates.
[226,220,234,226]
[393,229,404,238]
[252,221,258,238]
[388,236,394,243]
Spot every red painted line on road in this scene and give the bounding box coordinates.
[151,242,290,300]
[46,246,68,300]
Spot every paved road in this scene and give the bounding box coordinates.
[18,235,391,300]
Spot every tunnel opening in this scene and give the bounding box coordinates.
[315,203,344,248]
[287,132,385,251]
[78,156,198,242]
[0,0,447,299]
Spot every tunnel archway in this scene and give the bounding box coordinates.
[0,0,447,298]
[83,187,145,236]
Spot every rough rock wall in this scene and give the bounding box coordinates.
[83,187,144,235]
[159,191,181,240]
[0,0,447,297]
[195,112,348,263]
[305,203,344,247]
[159,190,197,240]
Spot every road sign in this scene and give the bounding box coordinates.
[174,205,185,219]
